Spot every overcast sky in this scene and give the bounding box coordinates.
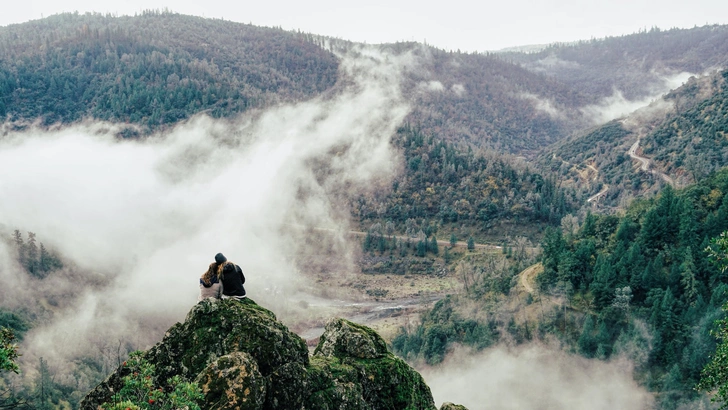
[2,0,728,51]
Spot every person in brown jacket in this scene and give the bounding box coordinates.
[197,253,227,301]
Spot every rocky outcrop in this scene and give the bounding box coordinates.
[81,298,437,410]
[439,403,469,410]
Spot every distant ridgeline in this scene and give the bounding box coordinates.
[503,25,728,101]
[538,168,728,406]
[0,11,339,129]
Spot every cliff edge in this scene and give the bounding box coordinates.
[81,298,463,409]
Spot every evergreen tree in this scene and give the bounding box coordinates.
[680,248,699,306]
[416,240,427,257]
[429,236,439,255]
[578,315,597,357]
[26,232,38,275]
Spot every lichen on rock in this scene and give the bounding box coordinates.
[314,317,389,360]
[195,352,266,410]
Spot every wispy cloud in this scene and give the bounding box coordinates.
[0,47,412,381]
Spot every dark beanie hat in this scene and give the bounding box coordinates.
[215,253,227,264]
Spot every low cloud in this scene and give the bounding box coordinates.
[421,345,653,410]
[520,92,563,118]
[0,46,412,381]
[451,84,466,96]
[527,54,581,72]
[418,80,445,92]
[581,71,696,124]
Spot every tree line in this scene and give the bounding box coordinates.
[538,168,728,407]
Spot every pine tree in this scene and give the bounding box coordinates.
[578,315,597,357]
[429,236,439,255]
[680,248,698,307]
[26,232,38,275]
[12,230,25,267]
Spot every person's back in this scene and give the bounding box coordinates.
[220,261,246,299]
[198,262,222,301]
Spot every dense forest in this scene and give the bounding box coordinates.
[356,125,577,240]
[394,168,728,409]
[537,169,728,408]
[0,11,339,129]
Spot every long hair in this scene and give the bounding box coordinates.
[201,262,224,286]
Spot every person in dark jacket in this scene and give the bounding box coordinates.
[220,256,246,300]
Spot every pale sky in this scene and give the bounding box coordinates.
[2,0,728,51]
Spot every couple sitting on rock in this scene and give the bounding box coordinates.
[198,252,246,301]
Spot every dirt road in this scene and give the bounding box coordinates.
[587,185,609,203]
[519,263,543,294]
[628,139,674,185]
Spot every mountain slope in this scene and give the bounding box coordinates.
[0,11,339,128]
[538,68,728,206]
[504,25,728,102]
[0,12,595,154]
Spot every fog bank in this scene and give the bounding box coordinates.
[421,345,653,410]
[0,47,412,379]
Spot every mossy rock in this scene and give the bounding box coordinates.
[265,361,308,409]
[311,319,436,410]
[83,300,440,410]
[440,403,469,410]
[314,318,388,359]
[306,356,366,409]
[81,298,307,409]
[147,298,308,383]
[195,352,266,410]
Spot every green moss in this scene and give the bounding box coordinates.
[84,299,438,410]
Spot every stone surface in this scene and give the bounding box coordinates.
[81,299,438,410]
[314,318,389,360]
[195,352,266,410]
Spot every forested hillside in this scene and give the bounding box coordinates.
[536,169,728,408]
[644,70,728,180]
[388,44,590,153]
[539,68,728,207]
[356,125,578,240]
[394,169,728,409]
[505,25,728,101]
[0,11,339,128]
[0,12,591,153]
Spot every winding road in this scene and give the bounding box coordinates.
[628,139,674,185]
